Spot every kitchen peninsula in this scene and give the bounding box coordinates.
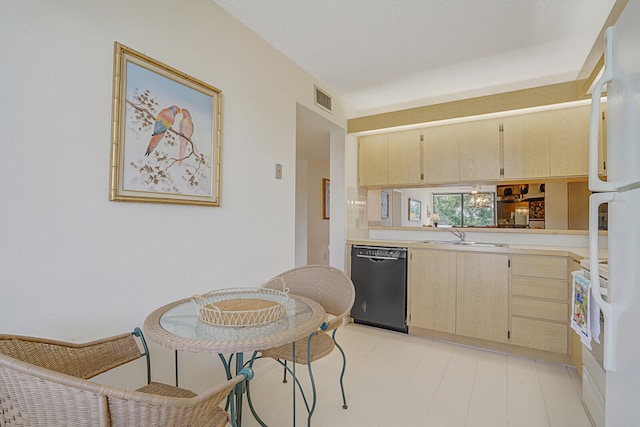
[347,227,608,369]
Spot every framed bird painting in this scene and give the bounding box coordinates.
[110,42,222,206]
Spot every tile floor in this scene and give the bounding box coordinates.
[241,323,593,427]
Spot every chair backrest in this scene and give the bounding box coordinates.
[0,332,142,380]
[0,331,250,427]
[0,353,111,426]
[263,265,356,320]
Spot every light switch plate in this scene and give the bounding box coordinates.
[275,163,283,179]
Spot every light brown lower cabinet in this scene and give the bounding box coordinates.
[510,317,568,354]
[408,250,509,344]
[408,249,457,333]
[456,252,509,343]
[510,255,569,355]
[409,250,571,358]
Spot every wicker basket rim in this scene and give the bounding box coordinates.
[191,287,289,327]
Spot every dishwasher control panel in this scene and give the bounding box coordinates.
[353,245,407,260]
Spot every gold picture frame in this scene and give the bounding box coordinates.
[322,178,330,220]
[110,42,222,206]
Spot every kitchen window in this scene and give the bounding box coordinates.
[433,192,496,227]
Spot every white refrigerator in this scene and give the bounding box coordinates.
[588,0,640,425]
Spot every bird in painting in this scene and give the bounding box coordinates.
[145,105,181,156]
[178,108,193,164]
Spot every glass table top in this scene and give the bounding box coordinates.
[162,297,314,341]
[146,294,326,354]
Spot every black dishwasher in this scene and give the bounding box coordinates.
[350,245,408,333]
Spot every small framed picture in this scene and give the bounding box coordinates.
[322,178,330,219]
[408,198,421,221]
[381,191,389,219]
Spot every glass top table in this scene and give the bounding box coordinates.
[143,294,326,355]
[144,294,326,427]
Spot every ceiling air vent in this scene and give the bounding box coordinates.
[314,85,332,113]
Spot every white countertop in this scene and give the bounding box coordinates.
[347,239,606,262]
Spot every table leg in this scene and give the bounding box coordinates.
[235,353,244,426]
[218,353,249,427]
[246,352,269,427]
[175,350,179,387]
[292,341,296,427]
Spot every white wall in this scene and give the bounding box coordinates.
[329,129,347,266]
[0,0,350,386]
[295,158,309,266]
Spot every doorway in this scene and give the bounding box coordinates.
[295,104,345,268]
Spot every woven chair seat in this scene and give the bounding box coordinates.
[261,331,335,364]
[136,381,198,398]
[134,383,232,427]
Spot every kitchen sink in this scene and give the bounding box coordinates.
[416,240,508,248]
[462,242,508,248]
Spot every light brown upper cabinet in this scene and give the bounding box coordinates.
[502,110,554,179]
[358,133,389,186]
[358,103,595,188]
[422,123,460,183]
[358,129,421,187]
[458,118,502,181]
[422,117,501,183]
[548,105,590,177]
[503,104,592,180]
[388,129,422,185]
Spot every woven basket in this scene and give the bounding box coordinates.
[192,287,289,327]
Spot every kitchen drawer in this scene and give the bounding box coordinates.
[512,276,568,300]
[511,317,568,354]
[511,255,568,279]
[512,297,568,322]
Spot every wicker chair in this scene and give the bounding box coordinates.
[251,265,355,426]
[0,328,252,427]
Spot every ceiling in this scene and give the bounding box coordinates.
[212,0,616,115]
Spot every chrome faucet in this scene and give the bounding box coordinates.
[448,228,465,243]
